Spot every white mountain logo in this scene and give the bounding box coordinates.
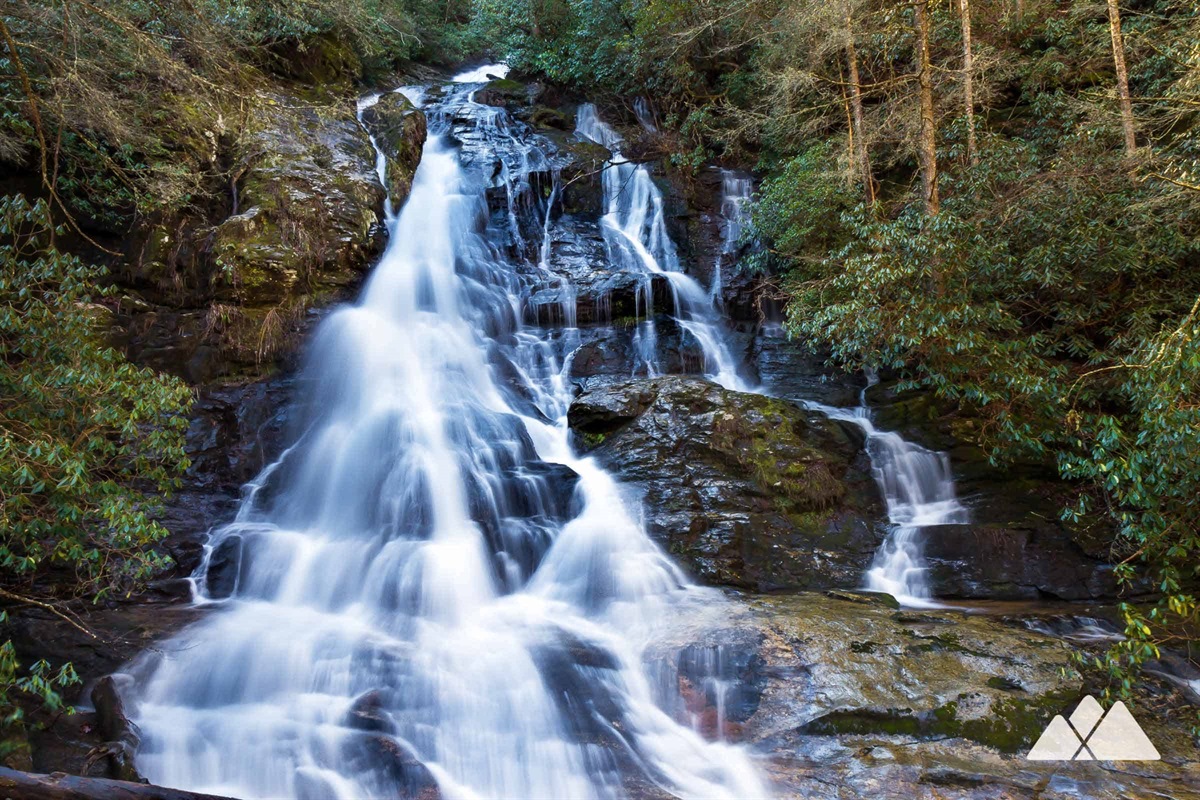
[1026,695,1160,761]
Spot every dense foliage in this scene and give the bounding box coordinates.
[0,0,474,236]
[473,0,1200,694]
[0,194,190,752]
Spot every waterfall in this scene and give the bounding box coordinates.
[632,97,658,133]
[119,68,767,800]
[800,377,969,608]
[575,102,968,605]
[714,170,753,306]
[575,105,748,392]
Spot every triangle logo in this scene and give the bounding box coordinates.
[1026,696,1160,761]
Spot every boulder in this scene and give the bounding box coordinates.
[122,85,397,382]
[714,593,1199,800]
[88,677,141,782]
[360,92,428,202]
[211,92,388,306]
[473,78,529,109]
[568,377,883,590]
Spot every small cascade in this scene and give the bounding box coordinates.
[801,378,969,608]
[632,97,658,133]
[575,104,748,391]
[714,170,753,306]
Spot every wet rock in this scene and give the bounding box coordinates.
[361,92,428,202]
[861,381,1121,600]
[568,382,657,431]
[473,78,530,109]
[156,375,295,578]
[344,690,399,734]
[708,592,1200,800]
[203,535,245,600]
[522,217,675,327]
[564,322,707,381]
[342,733,441,800]
[751,330,865,407]
[569,377,883,590]
[88,677,141,782]
[533,633,626,745]
[923,523,1118,600]
[549,137,611,218]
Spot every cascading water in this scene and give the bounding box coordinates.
[800,377,969,608]
[119,69,767,800]
[575,105,748,392]
[714,171,753,307]
[632,97,658,133]
[574,100,968,605]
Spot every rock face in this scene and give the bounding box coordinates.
[5,602,203,776]
[863,382,1120,600]
[568,377,883,590]
[118,84,425,384]
[155,376,298,579]
[361,92,428,203]
[686,593,1199,800]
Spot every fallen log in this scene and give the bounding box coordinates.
[0,767,237,800]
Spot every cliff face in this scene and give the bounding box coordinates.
[104,62,432,577]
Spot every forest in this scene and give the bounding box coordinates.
[0,0,1198,797]
[467,0,1200,693]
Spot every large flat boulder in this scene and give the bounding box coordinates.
[569,377,883,590]
[650,592,1199,800]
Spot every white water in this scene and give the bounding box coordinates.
[632,97,658,133]
[801,377,969,608]
[714,171,753,307]
[120,70,767,800]
[574,102,969,605]
[575,105,748,391]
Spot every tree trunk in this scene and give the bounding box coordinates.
[846,14,876,203]
[1106,0,1137,156]
[959,0,978,165]
[914,0,939,215]
[0,768,236,800]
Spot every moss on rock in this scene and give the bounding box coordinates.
[360,92,428,204]
[569,377,883,591]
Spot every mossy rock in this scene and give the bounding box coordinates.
[735,593,1084,755]
[120,83,385,384]
[474,78,529,108]
[360,92,428,204]
[264,32,363,87]
[569,377,883,591]
[530,106,572,131]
